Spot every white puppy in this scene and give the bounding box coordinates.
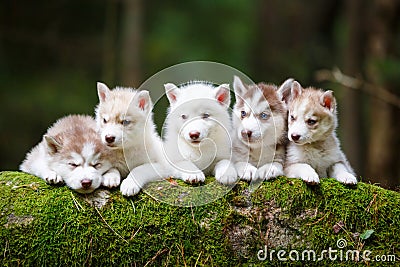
[163,81,237,185]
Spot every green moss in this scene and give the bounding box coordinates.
[0,171,399,266]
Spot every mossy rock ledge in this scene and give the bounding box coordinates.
[0,171,399,266]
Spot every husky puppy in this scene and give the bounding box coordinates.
[232,76,292,181]
[283,81,357,184]
[20,115,121,193]
[163,81,237,185]
[95,82,166,196]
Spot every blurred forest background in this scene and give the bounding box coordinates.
[1,0,399,189]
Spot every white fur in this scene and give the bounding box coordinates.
[284,82,357,185]
[20,115,121,193]
[95,82,168,196]
[232,76,289,181]
[163,82,237,185]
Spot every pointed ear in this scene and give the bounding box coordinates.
[233,75,247,98]
[164,83,179,104]
[44,135,62,154]
[134,90,152,112]
[291,81,303,100]
[97,82,111,103]
[215,83,231,106]
[320,90,336,111]
[277,78,294,103]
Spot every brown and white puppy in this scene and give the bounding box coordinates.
[20,115,120,193]
[283,81,357,185]
[232,76,291,181]
[95,82,167,196]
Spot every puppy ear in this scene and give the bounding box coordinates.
[164,83,179,104]
[134,90,152,112]
[215,83,231,106]
[97,82,111,103]
[233,76,247,98]
[320,90,336,111]
[291,81,303,100]
[277,78,294,103]
[44,135,62,154]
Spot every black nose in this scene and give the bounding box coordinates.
[189,131,200,140]
[241,130,252,139]
[105,135,115,144]
[291,134,301,141]
[81,179,92,189]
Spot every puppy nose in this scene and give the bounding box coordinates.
[105,135,115,144]
[81,179,92,189]
[189,131,200,140]
[291,134,301,141]
[241,130,252,138]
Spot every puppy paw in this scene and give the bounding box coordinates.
[286,164,320,185]
[215,165,237,185]
[102,170,121,188]
[120,178,141,196]
[180,171,205,184]
[300,170,320,185]
[255,163,283,180]
[44,171,63,184]
[335,172,357,185]
[236,163,257,181]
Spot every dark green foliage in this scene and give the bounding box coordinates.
[0,171,399,266]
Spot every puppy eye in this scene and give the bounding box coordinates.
[69,163,80,168]
[259,112,269,120]
[307,119,317,125]
[92,163,102,169]
[181,114,187,120]
[202,113,210,119]
[241,111,247,118]
[290,115,296,121]
[121,120,131,126]
[103,118,108,124]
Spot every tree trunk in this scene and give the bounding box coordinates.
[366,0,400,188]
[120,0,142,86]
[102,0,118,84]
[340,0,364,177]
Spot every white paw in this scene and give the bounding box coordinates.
[180,171,205,184]
[255,163,283,180]
[102,171,121,188]
[120,178,141,196]
[44,171,63,184]
[215,165,237,185]
[335,172,357,185]
[286,165,320,184]
[299,169,320,184]
[236,163,257,181]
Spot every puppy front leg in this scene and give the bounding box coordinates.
[329,162,357,185]
[173,161,205,184]
[102,167,121,188]
[31,159,63,184]
[235,161,257,181]
[214,159,237,185]
[285,163,320,184]
[120,163,167,196]
[256,162,284,181]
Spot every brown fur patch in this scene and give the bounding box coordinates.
[251,83,286,114]
[289,87,336,115]
[47,115,105,156]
